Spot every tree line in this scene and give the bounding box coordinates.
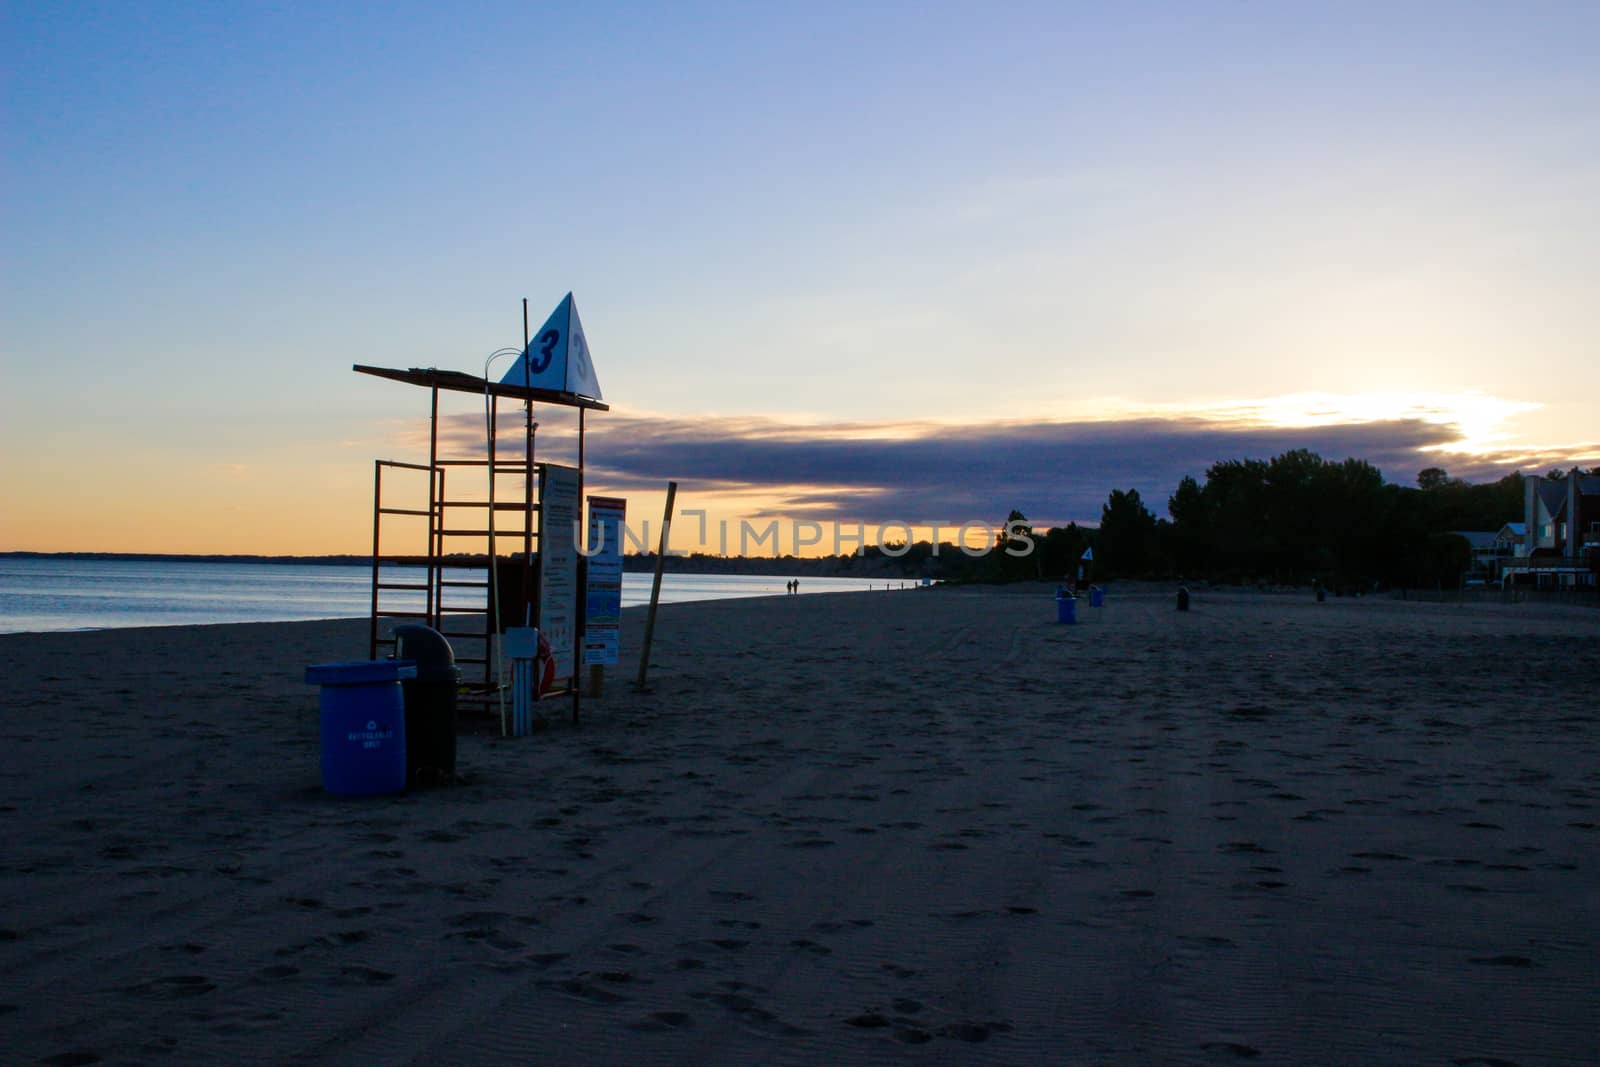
[1090,450,1529,587]
[893,450,1536,588]
[627,450,1588,589]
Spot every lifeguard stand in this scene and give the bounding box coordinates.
[353,360,607,722]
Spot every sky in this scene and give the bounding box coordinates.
[3,1,1596,555]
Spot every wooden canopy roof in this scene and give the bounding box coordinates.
[353,364,609,411]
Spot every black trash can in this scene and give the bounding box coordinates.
[1176,586,1191,612]
[392,624,460,786]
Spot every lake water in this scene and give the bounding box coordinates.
[0,558,889,634]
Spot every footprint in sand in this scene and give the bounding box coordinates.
[692,990,806,1036]
[338,966,394,985]
[1200,1040,1262,1058]
[940,1021,1012,1042]
[420,829,464,843]
[126,975,216,999]
[527,952,569,968]
[538,976,629,1005]
[628,1010,695,1032]
[159,942,208,956]
[707,889,756,902]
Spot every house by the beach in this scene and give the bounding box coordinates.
[1501,469,1600,589]
[1454,525,1522,583]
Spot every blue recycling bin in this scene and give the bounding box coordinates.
[1055,593,1077,624]
[305,660,415,796]
[1089,586,1104,608]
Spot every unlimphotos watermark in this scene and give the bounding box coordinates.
[571,514,1036,558]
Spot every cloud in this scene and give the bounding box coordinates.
[409,401,1596,526]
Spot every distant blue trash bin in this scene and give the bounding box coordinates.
[1055,593,1077,624]
[305,660,415,796]
[1089,587,1104,608]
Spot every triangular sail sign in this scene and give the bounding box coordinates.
[500,292,603,400]
[1081,547,1094,561]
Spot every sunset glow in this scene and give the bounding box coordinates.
[3,4,1595,555]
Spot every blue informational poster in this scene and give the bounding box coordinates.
[583,496,626,666]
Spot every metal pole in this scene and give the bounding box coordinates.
[574,406,586,725]
[573,555,585,725]
[523,299,534,627]
[635,481,677,691]
[427,384,440,629]
[369,461,382,659]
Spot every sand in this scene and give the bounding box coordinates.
[2,586,1597,1065]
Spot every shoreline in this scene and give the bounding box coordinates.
[0,568,896,638]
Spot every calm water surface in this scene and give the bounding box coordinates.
[0,559,889,634]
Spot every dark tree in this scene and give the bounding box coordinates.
[1099,488,1157,574]
[1417,467,1451,490]
[1167,475,1212,573]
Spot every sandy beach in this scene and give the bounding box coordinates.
[2,586,1597,1065]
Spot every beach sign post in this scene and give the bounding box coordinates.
[538,465,582,692]
[635,481,677,692]
[584,496,627,697]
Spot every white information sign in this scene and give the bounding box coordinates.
[539,464,581,683]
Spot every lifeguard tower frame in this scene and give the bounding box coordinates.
[353,362,607,723]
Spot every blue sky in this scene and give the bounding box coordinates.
[3,2,1596,552]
